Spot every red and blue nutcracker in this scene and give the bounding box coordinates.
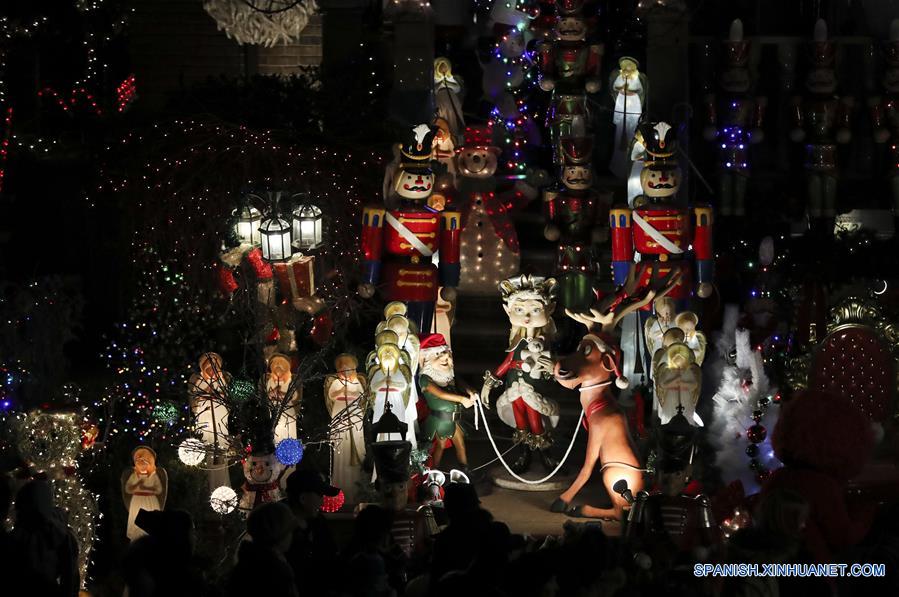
[360,124,461,333]
[609,122,713,388]
[610,121,714,304]
[536,1,603,164]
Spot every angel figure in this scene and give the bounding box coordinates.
[324,353,368,504]
[122,446,167,541]
[264,353,300,445]
[643,296,678,364]
[654,343,703,426]
[609,56,647,179]
[675,311,708,365]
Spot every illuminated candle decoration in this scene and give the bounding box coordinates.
[292,201,323,250]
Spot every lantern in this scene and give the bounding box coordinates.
[233,205,263,245]
[292,202,323,250]
[259,216,293,262]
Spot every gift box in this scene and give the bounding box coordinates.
[273,254,316,300]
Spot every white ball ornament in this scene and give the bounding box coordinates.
[210,486,239,514]
[178,438,207,466]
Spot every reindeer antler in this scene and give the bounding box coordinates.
[565,265,683,334]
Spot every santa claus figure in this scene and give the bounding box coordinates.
[418,333,476,470]
[324,353,368,504]
[484,275,560,474]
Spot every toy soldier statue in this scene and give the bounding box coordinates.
[361,124,462,332]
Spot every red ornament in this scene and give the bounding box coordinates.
[246,247,273,280]
[321,489,345,513]
[216,264,239,295]
[747,424,767,444]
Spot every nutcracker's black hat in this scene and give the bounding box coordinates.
[371,440,412,484]
[399,123,437,174]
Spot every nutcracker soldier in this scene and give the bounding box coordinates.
[543,135,609,310]
[625,408,717,560]
[370,438,439,561]
[872,19,899,214]
[702,19,766,218]
[610,121,714,302]
[537,2,603,163]
[610,121,713,390]
[789,19,852,229]
[361,124,462,333]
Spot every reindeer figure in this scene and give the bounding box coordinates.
[552,267,680,519]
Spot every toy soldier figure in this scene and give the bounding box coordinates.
[702,19,766,218]
[626,408,717,559]
[543,135,608,310]
[536,2,603,163]
[361,124,462,333]
[370,438,439,564]
[610,121,714,303]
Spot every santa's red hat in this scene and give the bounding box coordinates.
[419,333,450,358]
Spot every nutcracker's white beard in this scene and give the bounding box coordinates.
[420,362,454,387]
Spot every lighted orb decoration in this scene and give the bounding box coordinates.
[210,486,239,514]
[152,401,180,423]
[275,438,304,466]
[178,438,207,466]
[230,379,256,402]
[321,489,345,513]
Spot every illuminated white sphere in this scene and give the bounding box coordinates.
[178,438,206,466]
[210,486,239,514]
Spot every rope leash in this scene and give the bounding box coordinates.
[473,398,585,484]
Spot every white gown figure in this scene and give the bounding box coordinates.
[609,57,646,179]
[325,363,367,504]
[265,354,299,446]
[627,133,647,207]
[434,57,465,146]
[188,352,232,491]
[643,297,678,367]
[367,329,417,445]
[122,447,167,542]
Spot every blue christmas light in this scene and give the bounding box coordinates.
[276,438,304,466]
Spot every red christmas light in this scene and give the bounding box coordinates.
[320,489,345,513]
